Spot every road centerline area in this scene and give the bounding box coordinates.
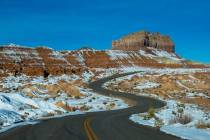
[0,72,182,140]
[84,118,99,140]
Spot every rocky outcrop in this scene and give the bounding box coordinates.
[0,31,205,77]
[112,31,175,53]
[0,46,85,77]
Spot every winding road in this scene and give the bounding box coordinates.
[0,72,182,140]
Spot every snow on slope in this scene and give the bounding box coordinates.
[107,50,130,60]
[101,67,210,140]
[106,48,181,63]
[0,88,127,130]
[134,82,160,90]
[151,48,180,60]
[0,72,127,131]
[1,46,41,62]
[1,65,210,136]
[130,100,210,140]
[119,66,210,74]
[0,92,65,127]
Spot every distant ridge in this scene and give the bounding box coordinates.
[0,31,206,78]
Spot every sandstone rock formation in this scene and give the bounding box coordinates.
[112,31,175,53]
[0,31,205,77]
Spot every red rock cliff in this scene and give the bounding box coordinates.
[0,32,205,77]
[112,31,175,53]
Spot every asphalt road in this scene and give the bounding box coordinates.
[0,72,182,140]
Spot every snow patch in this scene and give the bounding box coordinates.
[130,100,210,140]
[134,82,160,90]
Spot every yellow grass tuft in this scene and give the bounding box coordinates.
[55,101,76,111]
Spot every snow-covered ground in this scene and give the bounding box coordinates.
[186,92,209,99]
[1,66,210,139]
[0,88,127,129]
[102,67,210,140]
[0,72,127,132]
[102,67,210,92]
[130,100,210,140]
[119,66,210,75]
[133,82,160,90]
[106,48,182,64]
[0,68,129,131]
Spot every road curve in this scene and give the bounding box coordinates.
[0,72,182,140]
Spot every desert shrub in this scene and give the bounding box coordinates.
[143,107,156,120]
[196,120,210,129]
[0,119,4,126]
[110,103,116,107]
[56,102,78,112]
[43,70,49,79]
[177,103,185,109]
[176,108,184,118]
[169,113,192,125]
[80,105,91,111]
[20,114,27,120]
[74,95,81,99]
[155,119,164,127]
[148,107,156,118]
[143,114,150,120]
[103,101,107,105]
[172,110,176,116]
[55,110,63,115]
[169,103,192,125]
[88,99,92,102]
[106,103,116,110]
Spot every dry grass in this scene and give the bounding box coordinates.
[22,80,84,98]
[0,85,3,92]
[169,114,192,125]
[119,81,133,91]
[106,103,116,110]
[155,119,164,127]
[57,80,83,97]
[45,81,84,97]
[142,107,156,120]
[79,105,91,111]
[22,87,32,95]
[107,72,210,109]
[70,79,87,87]
[130,75,142,83]
[22,87,39,98]
[65,86,82,97]
[46,84,61,95]
[196,120,210,129]
[148,107,156,118]
[182,98,210,109]
[55,101,76,111]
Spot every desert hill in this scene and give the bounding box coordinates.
[0,31,205,77]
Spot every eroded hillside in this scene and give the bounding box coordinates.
[0,31,206,78]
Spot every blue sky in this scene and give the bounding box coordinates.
[0,0,210,63]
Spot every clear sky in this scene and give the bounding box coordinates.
[0,0,209,63]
